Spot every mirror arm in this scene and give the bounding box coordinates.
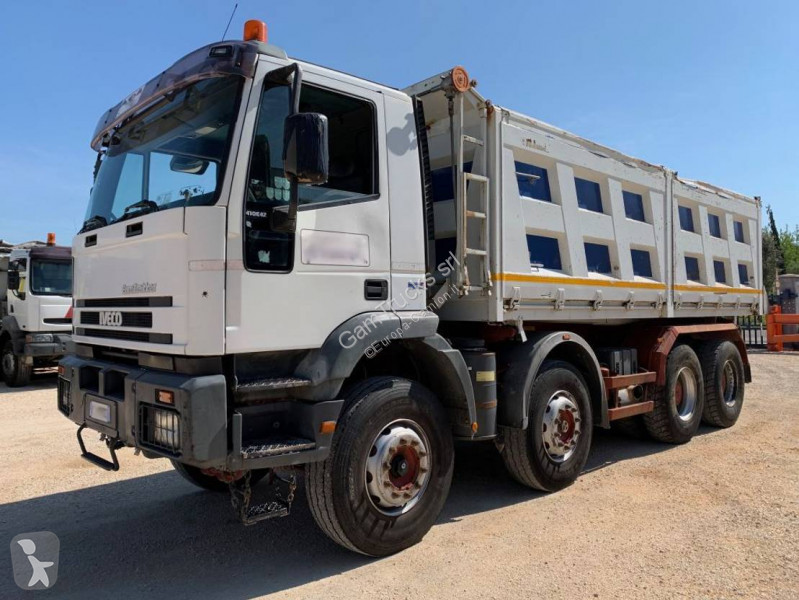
[265,62,305,234]
[266,63,303,115]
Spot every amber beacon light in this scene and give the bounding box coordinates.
[244,20,268,43]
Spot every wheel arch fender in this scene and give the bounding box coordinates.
[497,331,607,430]
[293,311,442,400]
[0,316,23,353]
[401,334,477,437]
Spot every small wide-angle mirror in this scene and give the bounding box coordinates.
[170,155,209,174]
[283,113,329,184]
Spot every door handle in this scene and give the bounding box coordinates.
[364,279,388,301]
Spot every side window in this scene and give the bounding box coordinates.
[244,83,293,272]
[243,81,378,272]
[298,86,376,206]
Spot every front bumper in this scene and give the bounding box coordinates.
[58,354,341,470]
[20,334,71,364]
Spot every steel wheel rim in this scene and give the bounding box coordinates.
[541,390,582,463]
[365,419,431,517]
[674,367,698,421]
[721,360,738,407]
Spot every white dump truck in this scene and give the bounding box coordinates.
[1,236,72,386]
[58,20,762,556]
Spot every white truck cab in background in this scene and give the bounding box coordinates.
[57,20,761,556]
[1,236,72,386]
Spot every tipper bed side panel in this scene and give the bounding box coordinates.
[491,111,762,324]
[418,91,762,324]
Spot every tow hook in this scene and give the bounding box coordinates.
[229,469,297,525]
[76,424,122,471]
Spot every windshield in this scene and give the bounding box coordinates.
[83,76,243,231]
[30,260,72,296]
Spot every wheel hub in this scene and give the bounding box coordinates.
[541,391,582,463]
[674,367,698,421]
[722,360,737,407]
[365,420,431,516]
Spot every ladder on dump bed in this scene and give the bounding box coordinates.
[405,67,492,297]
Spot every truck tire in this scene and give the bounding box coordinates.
[643,344,704,444]
[500,361,593,492]
[306,376,454,556]
[1,340,31,387]
[699,340,745,428]
[170,461,267,492]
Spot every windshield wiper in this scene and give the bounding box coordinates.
[113,199,160,224]
[79,215,108,233]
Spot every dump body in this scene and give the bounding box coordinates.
[415,87,762,324]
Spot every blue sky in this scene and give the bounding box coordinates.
[1,0,797,244]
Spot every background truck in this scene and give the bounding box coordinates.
[1,235,73,386]
[57,20,762,556]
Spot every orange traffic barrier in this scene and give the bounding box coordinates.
[766,306,799,351]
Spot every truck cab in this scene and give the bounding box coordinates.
[1,239,72,386]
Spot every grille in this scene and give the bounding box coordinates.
[75,328,172,344]
[76,296,173,308]
[58,377,72,416]
[138,404,181,455]
[80,312,153,328]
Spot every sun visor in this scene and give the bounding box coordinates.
[90,41,277,151]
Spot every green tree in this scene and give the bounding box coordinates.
[780,226,799,274]
[762,228,778,294]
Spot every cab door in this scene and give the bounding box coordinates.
[224,59,390,353]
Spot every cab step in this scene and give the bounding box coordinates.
[241,436,316,460]
[236,376,312,392]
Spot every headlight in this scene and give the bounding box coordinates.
[26,333,54,343]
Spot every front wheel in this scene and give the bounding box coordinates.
[1,340,31,387]
[500,360,593,492]
[306,376,454,556]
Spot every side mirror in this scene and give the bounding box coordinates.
[283,113,329,185]
[7,270,19,291]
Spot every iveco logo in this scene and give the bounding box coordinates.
[99,311,123,327]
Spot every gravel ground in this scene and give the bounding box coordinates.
[1,351,797,599]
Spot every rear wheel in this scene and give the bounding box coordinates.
[699,340,745,428]
[1,340,31,387]
[306,376,454,556]
[500,361,593,492]
[171,461,267,492]
[643,344,704,443]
